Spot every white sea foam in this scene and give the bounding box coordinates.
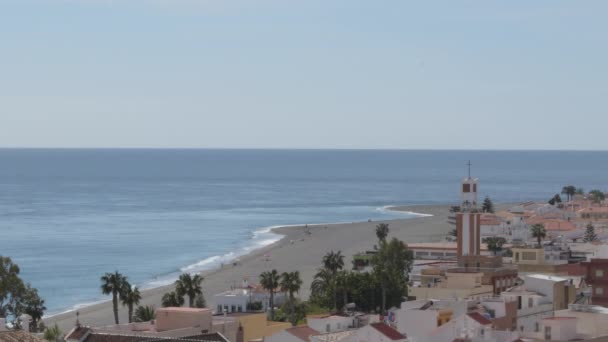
[49,206,425,317]
[377,205,434,217]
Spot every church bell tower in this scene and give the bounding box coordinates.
[456,161,481,257]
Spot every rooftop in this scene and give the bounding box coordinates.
[369,322,406,340]
[157,307,210,313]
[525,274,568,282]
[285,325,320,342]
[467,312,492,325]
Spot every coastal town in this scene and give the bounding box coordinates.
[3,170,608,342]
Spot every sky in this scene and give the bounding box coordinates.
[1,1,607,150]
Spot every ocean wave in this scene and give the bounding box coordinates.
[376,205,434,217]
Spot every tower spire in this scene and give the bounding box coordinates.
[467,160,472,179]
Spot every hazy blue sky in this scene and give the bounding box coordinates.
[1,1,606,149]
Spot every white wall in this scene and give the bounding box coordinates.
[308,316,355,333]
[265,330,305,342]
[344,325,407,342]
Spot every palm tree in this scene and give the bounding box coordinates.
[175,273,204,308]
[322,251,344,310]
[530,224,546,248]
[101,271,128,324]
[280,271,303,326]
[310,267,333,307]
[561,185,576,202]
[134,305,156,322]
[375,223,389,242]
[259,269,280,321]
[482,237,506,255]
[161,291,184,307]
[120,283,141,323]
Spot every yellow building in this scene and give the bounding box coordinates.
[223,312,291,342]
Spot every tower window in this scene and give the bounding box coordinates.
[463,184,471,192]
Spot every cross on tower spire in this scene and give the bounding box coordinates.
[467,160,472,179]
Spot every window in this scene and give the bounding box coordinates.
[463,184,471,193]
[480,328,484,336]
[596,287,604,295]
[545,326,552,340]
[535,322,540,332]
[326,324,330,332]
[596,269,604,277]
[522,252,537,261]
[528,297,534,308]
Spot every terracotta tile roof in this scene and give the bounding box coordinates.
[81,332,228,342]
[0,331,46,342]
[285,325,320,342]
[467,312,492,325]
[480,214,501,226]
[526,218,577,231]
[369,322,406,340]
[66,326,92,340]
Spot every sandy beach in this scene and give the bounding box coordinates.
[44,204,451,333]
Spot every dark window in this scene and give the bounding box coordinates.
[463,184,471,193]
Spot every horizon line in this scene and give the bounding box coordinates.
[0,146,607,152]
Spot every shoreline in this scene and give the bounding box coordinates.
[44,204,448,332]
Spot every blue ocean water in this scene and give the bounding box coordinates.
[1,149,607,315]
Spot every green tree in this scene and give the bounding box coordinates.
[161,291,184,307]
[19,285,46,332]
[577,187,585,195]
[482,237,507,255]
[280,271,303,326]
[0,256,25,320]
[134,305,156,322]
[372,238,413,313]
[194,294,206,308]
[375,223,390,242]
[589,190,606,206]
[448,228,457,238]
[43,324,63,342]
[322,251,344,310]
[482,196,495,213]
[335,271,351,310]
[310,268,334,309]
[101,271,128,324]
[259,269,280,321]
[561,185,576,202]
[584,223,598,242]
[548,194,562,205]
[175,273,204,308]
[120,283,141,323]
[530,224,546,248]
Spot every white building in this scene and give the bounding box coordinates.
[307,314,358,334]
[213,283,287,314]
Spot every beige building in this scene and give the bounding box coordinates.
[511,246,571,273]
[65,307,239,342]
[409,270,494,301]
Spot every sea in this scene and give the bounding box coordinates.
[1,149,607,315]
